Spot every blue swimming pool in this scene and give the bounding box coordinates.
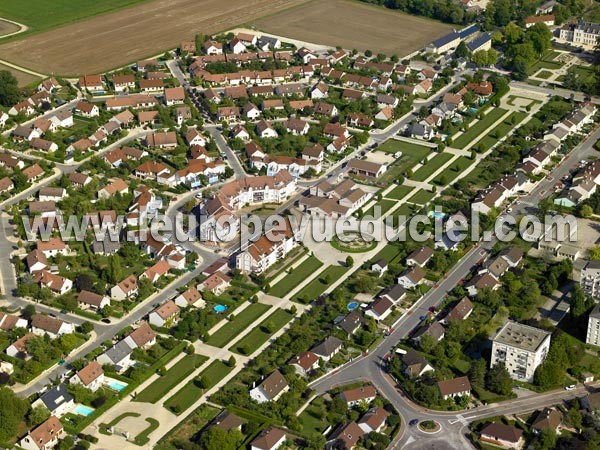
[105,378,128,392]
[347,302,359,311]
[73,405,94,416]
[213,304,227,313]
[429,211,445,219]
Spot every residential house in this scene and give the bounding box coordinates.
[437,376,471,400]
[347,159,386,178]
[358,407,390,434]
[70,361,105,392]
[397,266,426,289]
[111,275,139,300]
[406,246,434,267]
[123,322,156,350]
[480,423,524,450]
[6,333,36,358]
[340,385,377,407]
[365,297,394,322]
[149,301,180,327]
[32,385,74,418]
[19,416,65,450]
[77,290,110,311]
[250,427,286,450]
[531,408,563,434]
[327,422,365,450]
[289,351,319,377]
[311,336,343,362]
[31,314,74,338]
[250,369,289,403]
[445,297,473,322]
[401,349,435,378]
[413,321,445,344]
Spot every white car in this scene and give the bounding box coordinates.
[565,385,576,391]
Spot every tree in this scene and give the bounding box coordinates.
[0,387,29,441]
[346,256,354,267]
[487,48,499,66]
[199,426,243,450]
[455,41,470,59]
[570,285,587,319]
[580,204,593,218]
[28,406,50,427]
[0,71,20,107]
[485,363,513,395]
[196,375,211,389]
[228,355,236,367]
[472,50,489,67]
[534,360,564,389]
[419,334,437,354]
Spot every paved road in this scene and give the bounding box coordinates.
[310,123,600,448]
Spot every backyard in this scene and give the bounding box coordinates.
[292,265,351,303]
[452,108,508,149]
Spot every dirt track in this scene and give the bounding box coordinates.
[0,0,305,75]
[256,0,453,57]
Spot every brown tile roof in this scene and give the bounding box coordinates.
[77,290,105,308]
[152,300,180,320]
[342,385,377,403]
[250,427,286,450]
[258,369,289,400]
[31,314,65,334]
[26,416,64,450]
[446,297,473,321]
[437,376,471,396]
[481,422,523,444]
[127,322,156,347]
[76,361,103,386]
[289,351,319,371]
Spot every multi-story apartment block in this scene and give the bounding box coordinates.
[490,321,551,382]
[581,260,600,300]
[586,303,600,346]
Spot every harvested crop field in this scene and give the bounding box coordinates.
[0,19,20,37]
[256,0,453,56]
[0,0,305,75]
[0,63,41,86]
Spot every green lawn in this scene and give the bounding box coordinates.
[431,156,474,186]
[299,405,330,436]
[205,303,271,348]
[363,199,396,217]
[536,70,554,79]
[392,203,419,227]
[269,256,323,298]
[475,111,527,153]
[411,153,453,182]
[378,140,431,184]
[371,245,402,265]
[232,308,294,354]
[0,0,149,34]
[292,265,350,303]
[408,189,436,205]
[385,184,414,200]
[164,360,233,414]
[452,108,508,149]
[134,353,208,403]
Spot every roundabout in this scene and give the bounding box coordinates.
[418,420,441,434]
[331,232,378,253]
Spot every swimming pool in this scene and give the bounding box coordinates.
[347,302,359,311]
[73,405,94,416]
[105,378,128,392]
[429,211,445,219]
[213,304,227,313]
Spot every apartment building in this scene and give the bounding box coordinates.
[581,260,600,300]
[559,20,600,47]
[490,321,551,382]
[586,303,600,346]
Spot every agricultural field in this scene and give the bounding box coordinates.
[0,19,20,37]
[0,62,41,86]
[256,0,453,56]
[0,0,305,74]
[0,0,149,36]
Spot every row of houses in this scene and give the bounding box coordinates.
[473,102,596,215]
